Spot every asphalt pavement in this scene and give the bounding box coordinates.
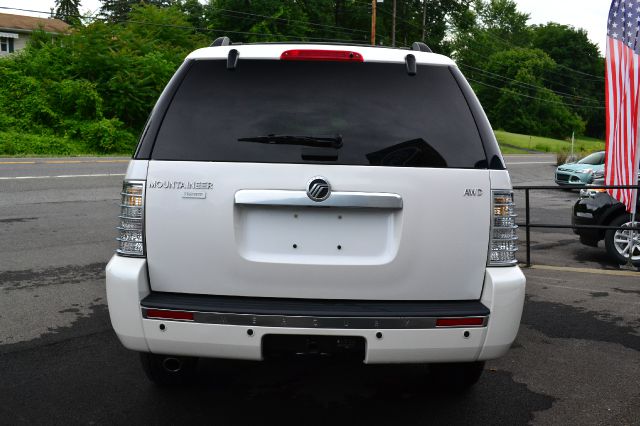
[0,155,638,425]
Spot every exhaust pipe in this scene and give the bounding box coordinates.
[162,357,183,373]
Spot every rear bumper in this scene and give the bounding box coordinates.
[106,256,525,363]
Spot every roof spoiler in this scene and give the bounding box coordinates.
[411,42,432,53]
[211,36,231,47]
[210,36,433,53]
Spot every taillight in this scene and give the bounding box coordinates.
[116,180,145,257]
[489,191,518,266]
[280,49,364,62]
[580,187,606,199]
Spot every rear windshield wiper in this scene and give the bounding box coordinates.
[238,134,343,149]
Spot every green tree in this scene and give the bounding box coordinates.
[531,23,605,138]
[99,0,178,22]
[478,48,585,138]
[453,0,531,70]
[100,0,135,22]
[205,0,312,43]
[178,0,206,29]
[77,4,204,126]
[55,0,81,25]
[0,4,206,154]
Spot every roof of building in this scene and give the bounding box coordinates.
[0,13,70,34]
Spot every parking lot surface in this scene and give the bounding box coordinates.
[0,155,638,425]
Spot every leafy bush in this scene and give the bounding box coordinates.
[79,119,137,153]
[50,79,103,120]
[0,131,82,156]
[0,4,205,156]
[556,149,569,165]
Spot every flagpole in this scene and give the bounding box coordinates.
[627,128,640,268]
[624,117,640,269]
[606,0,639,268]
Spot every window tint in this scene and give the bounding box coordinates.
[152,60,487,168]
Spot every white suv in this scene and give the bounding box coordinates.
[106,39,525,389]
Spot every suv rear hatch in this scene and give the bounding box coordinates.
[142,51,494,301]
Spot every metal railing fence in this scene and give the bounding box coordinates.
[512,184,640,267]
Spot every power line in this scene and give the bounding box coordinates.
[1,4,605,99]
[459,63,604,105]
[463,2,605,81]
[467,77,605,110]
[374,11,605,109]
[481,32,604,81]
[474,33,604,82]
[0,6,366,44]
[383,16,605,108]
[452,38,603,93]
[453,25,604,81]
[213,8,370,35]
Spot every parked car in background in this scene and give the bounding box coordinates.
[573,176,640,266]
[555,151,605,186]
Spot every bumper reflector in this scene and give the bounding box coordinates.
[145,309,194,321]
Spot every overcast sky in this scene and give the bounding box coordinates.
[0,0,611,55]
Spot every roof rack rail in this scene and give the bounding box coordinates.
[411,42,432,53]
[211,36,231,47]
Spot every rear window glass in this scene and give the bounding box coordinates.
[152,59,487,168]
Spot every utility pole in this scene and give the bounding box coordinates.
[422,0,427,41]
[392,0,397,47]
[570,131,575,162]
[371,0,377,45]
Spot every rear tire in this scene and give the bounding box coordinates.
[139,352,198,386]
[429,361,485,392]
[604,214,640,266]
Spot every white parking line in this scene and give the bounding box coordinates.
[529,264,639,277]
[527,279,640,304]
[504,155,553,157]
[0,173,126,180]
[506,161,557,165]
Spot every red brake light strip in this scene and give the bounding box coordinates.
[280,49,363,62]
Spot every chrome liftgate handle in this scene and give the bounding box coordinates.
[234,190,403,209]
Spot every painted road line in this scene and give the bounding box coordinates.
[0,159,129,165]
[42,160,129,164]
[0,173,126,180]
[0,161,37,164]
[529,264,639,277]
[504,155,553,157]
[526,279,640,304]
[505,161,557,165]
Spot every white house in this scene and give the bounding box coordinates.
[0,13,69,56]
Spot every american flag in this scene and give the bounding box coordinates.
[606,0,640,212]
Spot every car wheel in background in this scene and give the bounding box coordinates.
[605,214,640,266]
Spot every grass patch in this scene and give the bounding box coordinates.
[0,131,134,157]
[495,130,604,154]
[498,144,532,154]
[0,128,604,158]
